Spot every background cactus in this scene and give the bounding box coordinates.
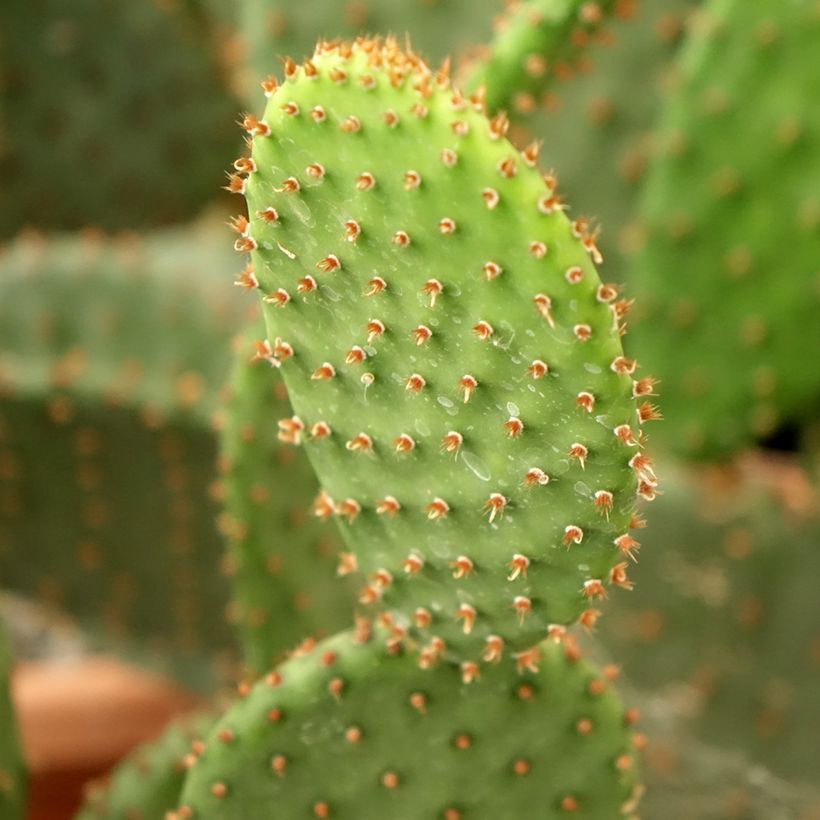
[462,0,631,116]
[0,223,350,688]
[0,0,239,235]
[628,0,820,458]
[598,459,820,788]
[219,330,355,676]
[238,0,498,101]
[0,622,26,819]
[519,0,697,272]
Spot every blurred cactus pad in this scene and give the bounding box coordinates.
[600,458,820,788]
[0,0,240,235]
[628,0,820,458]
[0,623,25,819]
[0,223,351,686]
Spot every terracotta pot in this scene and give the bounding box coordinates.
[12,657,201,820]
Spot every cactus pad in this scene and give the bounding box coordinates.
[178,627,641,819]
[0,226,349,686]
[237,38,654,664]
[0,0,239,235]
[628,0,820,457]
[0,622,25,819]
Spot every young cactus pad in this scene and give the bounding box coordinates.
[76,711,216,820]
[628,0,820,458]
[177,628,641,819]
[235,38,655,664]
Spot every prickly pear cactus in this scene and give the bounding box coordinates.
[628,0,820,458]
[463,0,632,116]
[0,0,239,235]
[76,711,215,820]
[178,628,641,819]
[233,37,656,665]
[0,224,349,686]
[0,622,25,819]
[598,459,820,786]
[220,330,356,675]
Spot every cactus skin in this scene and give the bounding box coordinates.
[220,331,357,675]
[628,0,820,458]
[236,37,656,665]
[178,627,641,819]
[0,226,349,687]
[463,0,630,116]
[598,459,820,787]
[75,711,216,820]
[0,621,25,820]
[0,0,239,236]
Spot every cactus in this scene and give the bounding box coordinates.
[220,330,356,675]
[178,627,641,818]
[627,0,820,458]
[597,458,820,786]
[0,0,239,235]
[234,35,655,665]
[0,224,350,687]
[76,710,216,820]
[162,33,652,818]
[0,621,26,820]
[462,0,633,117]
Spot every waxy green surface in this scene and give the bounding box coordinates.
[238,40,653,661]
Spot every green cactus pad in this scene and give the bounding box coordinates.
[177,627,641,819]
[220,330,356,675]
[628,0,820,458]
[237,38,653,663]
[0,0,239,235]
[76,711,216,820]
[598,458,820,786]
[463,0,629,116]
[0,622,25,819]
[0,225,349,686]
